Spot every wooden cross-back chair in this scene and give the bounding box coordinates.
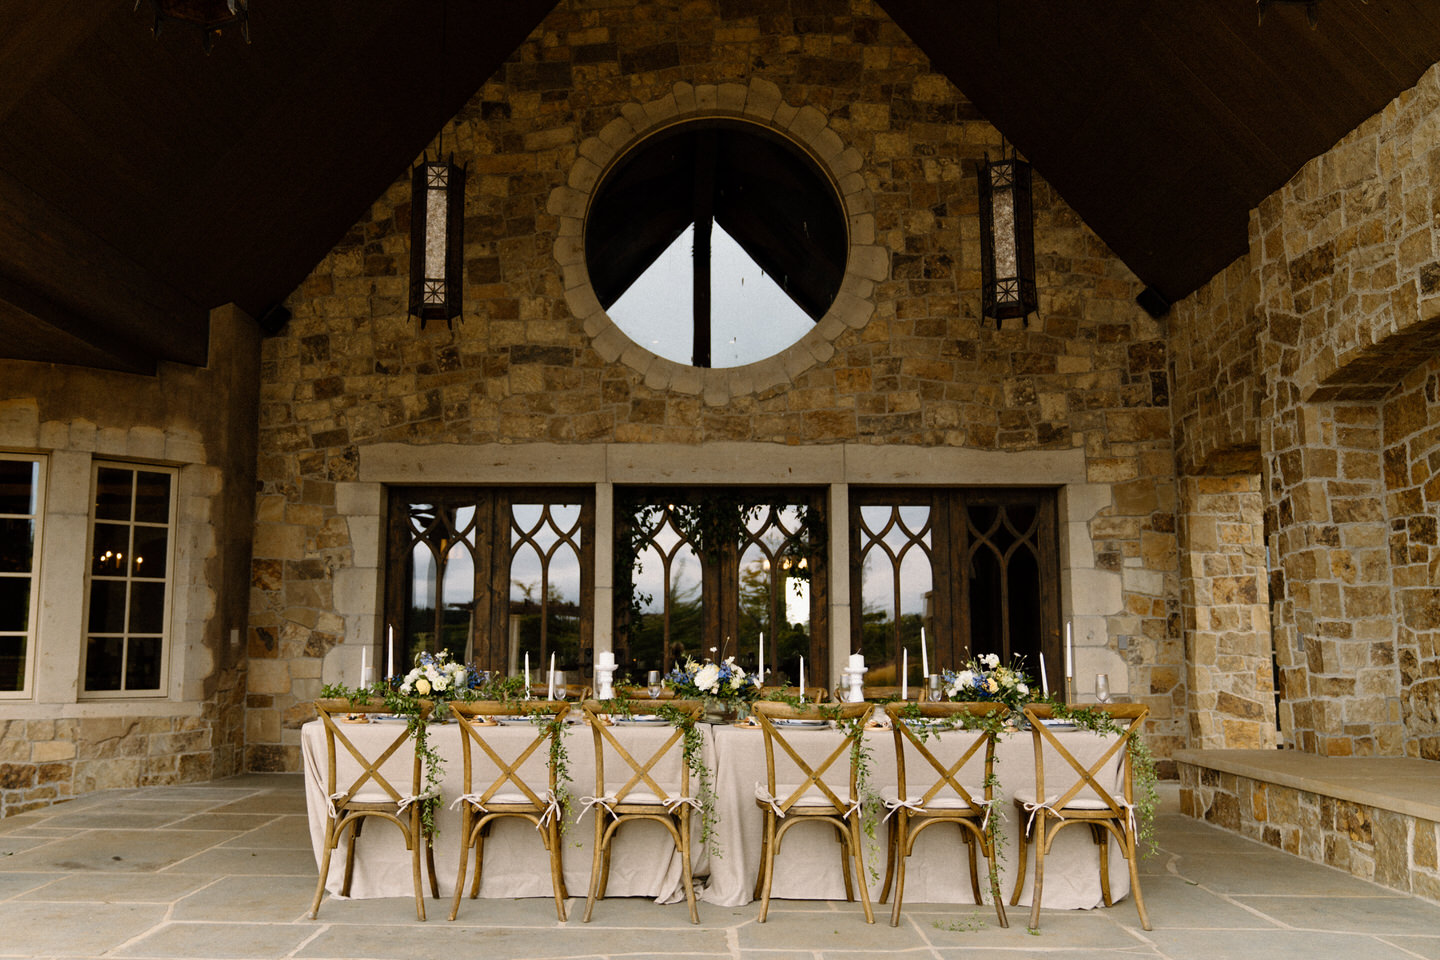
[579,699,704,924]
[309,697,438,921]
[881,701,1008,928]
[448,700,571,921]
[1011,702,1151,931]
[751,699,875,924]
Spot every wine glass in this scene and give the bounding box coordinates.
[646,670,663,700]
[553,671,568,701]
[1095,673,1111,703]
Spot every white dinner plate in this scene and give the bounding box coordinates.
[772,718,828,728]
[1039,719,1078,731]
[613,715,667,725]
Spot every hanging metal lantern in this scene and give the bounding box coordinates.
[408,156,466,328]
[978,154,1038,325]
[136,0,250,54]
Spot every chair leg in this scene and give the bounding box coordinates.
[879,811,900,905]
[837,823,856,902]
[583,810,606,922]
[1009,813,1030,907]
[757,814,778,922]
[341,816,362,897]
[1123,831,1151,931]
[309,816,338,919]
[1095,824,1114,907]
[425,833,439,899]
[753,822,769,902]
[1027,816,1048,932]
[470,824,486,899]
[847,814,875,924]
[410,812,427,922]
[982,824,1008,929]
[545,819,568,921]
[449,815,473,921]
[965,827,982,903]
[679,810,699,925]
[889,822,908,928]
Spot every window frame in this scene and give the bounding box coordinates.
[0,453,45,700]
[849,486,1061,682]
[384,486,596,678]
[79,461,178,699]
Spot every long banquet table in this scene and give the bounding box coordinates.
[301,713,1132,911]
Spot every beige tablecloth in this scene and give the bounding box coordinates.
[302,716,1134,911]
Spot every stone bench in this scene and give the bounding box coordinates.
[1175,749,1440,904]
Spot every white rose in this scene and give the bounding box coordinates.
[694,663,721,694]
[1017,683,1029,697]
[957,670,976,687]
[982,653,1000,668]
[400,681,414,695]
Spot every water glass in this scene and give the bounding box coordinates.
[1095,673,1111,703]
[646,670,663,699]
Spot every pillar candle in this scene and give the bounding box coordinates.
[758,631,765,681]
[849,652,865,671]
[548,652,556,699]
[1039,653,1049,697]
[386,625,394,679]
[1064,622,1073,678]
[901,648,908,701]
[798,656,805,703]
[524,651,530,695]
[920,627,929,679]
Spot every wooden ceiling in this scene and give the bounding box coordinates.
[2,1,1438,373]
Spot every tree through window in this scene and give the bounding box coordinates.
[585,121,847,369]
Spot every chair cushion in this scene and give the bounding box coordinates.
[880,785,981,810]
[1012,790,1117,812]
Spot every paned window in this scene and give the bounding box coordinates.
[385,488,594,678]
[851,488,1059,685]
[0,455,44,697]
[615,487,826,680]
[83,463,175,695]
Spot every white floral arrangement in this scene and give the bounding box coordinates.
[942,652,1033,711]
[665,656,761,703]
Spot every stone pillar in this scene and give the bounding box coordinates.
[1179,475,1277,749]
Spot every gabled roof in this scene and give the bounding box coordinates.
[2,1,1437,372]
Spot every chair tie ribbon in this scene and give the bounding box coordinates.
[663,796,702,813]
[1021,799,1066,835]
[325,791,348,819]
[579,795,618,818]
[449,792,490,812]
[537,790,564,829]
[753,782,787,818]
[395,787,441,814]
[882,797,924,822]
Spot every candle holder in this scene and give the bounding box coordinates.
[840,666,866,702]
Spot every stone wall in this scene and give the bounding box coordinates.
[1180,761,1440,904]
[249,0,1184,772]
[1169,59,1440,757]
[1384,351,1440,760]
[1178,475,1276,749]
[0,306,258,817]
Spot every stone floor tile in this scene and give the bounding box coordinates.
[172,875,319,921]
[0,901,168,955]
[1,829,231,873]
[163,845,319,876]
[296,922,728,959]
[1378,935,1440,960]
[1164,852,1400,897]
[1232,894,1440,936]
[162,812,281,832]
[0,836,54,857]
[20,872,210,903]
[113,921,319,959]
[0,873,62,900]
[1111,875,1280,929]
[1138,928,1424,960]
[217,815,312,849]
[738,907,921,950]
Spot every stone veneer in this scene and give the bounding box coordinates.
[1170,57,1440,758]
[1179,755,1440,904]
[248,0,1184,773]
[0,307,257,817]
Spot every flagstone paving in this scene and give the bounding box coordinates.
[0,776,1435,959]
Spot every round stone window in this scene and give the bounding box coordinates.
[585,120,847,369]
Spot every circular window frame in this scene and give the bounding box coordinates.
[551,78,885,404]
